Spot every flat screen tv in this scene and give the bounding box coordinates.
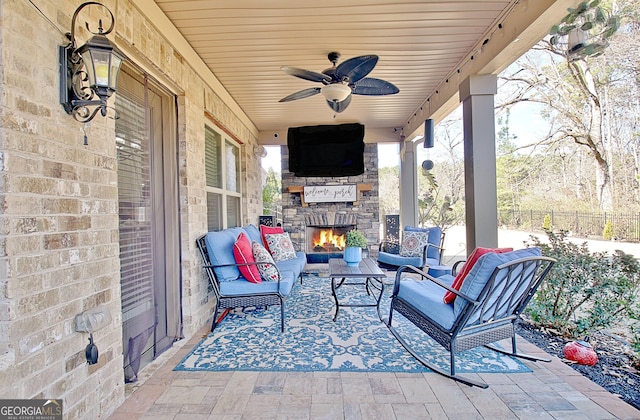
[287,123,365,177]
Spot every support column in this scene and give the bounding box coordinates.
[460,75,498,254]
[399,139,419,229]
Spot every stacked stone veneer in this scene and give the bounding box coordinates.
[281,143,380,257]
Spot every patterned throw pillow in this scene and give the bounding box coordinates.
[259,224,284,253]
[264,232,297,262]
[232,232,261,283]
[252,241,280,282]
[399,230,430,257]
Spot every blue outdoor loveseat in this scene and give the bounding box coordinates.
[196,224,307,332]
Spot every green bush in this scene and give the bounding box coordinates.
[542,213,552,230]
[603,220,614,240]
[525,230,640,338]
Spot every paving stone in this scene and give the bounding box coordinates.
[310,403,343,420]
[391,403,431,419]
[396,377,437,404]
[155,385,210,405]
[423,402,448,420]
[210,394,250,416]
[358,402,396,419]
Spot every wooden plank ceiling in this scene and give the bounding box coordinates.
[153,0,516,134]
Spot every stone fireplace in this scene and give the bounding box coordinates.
[280,143,380,263]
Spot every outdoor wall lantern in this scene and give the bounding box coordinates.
[59,2,125,124]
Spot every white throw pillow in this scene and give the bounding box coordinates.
[264,232,297,262]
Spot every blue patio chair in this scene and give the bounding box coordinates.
[377,226,446,274]
[385,247,556,388]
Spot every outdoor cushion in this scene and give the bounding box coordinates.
[252,241,280,282]
[405,226,442,260]
[453,247,542,319]
[399,229,430,257]
[377,252,424,268]
[218,273,295,297]
[265,232,297,261]
[396,274,457,330]
[243,224,263,245]
[443,247,513,304]
[204,227,245,282]
[233,232,261,283]
[260,224,284,252]
[276,251,307,275]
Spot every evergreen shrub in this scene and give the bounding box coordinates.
[525,230,640,340]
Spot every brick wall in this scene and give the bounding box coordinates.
[0,0,264,417]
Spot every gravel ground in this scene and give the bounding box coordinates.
[516,320,640,410]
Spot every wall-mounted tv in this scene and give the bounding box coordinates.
[287,123,365,177]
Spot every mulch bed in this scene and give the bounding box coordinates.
[515,320,640,410]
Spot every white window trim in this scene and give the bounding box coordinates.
[205,125,242,229]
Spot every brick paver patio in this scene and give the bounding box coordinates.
[108,323,640,420]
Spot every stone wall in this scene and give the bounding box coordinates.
[281,143,380,257]
[0,0,264,417]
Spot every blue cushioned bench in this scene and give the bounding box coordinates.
[196,224,307,332]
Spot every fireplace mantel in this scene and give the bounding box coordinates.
[288,184,372,206]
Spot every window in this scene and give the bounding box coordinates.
[205,126,241,230]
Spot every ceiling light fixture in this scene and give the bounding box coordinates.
[321,83,351,102]
[59,2,125,124]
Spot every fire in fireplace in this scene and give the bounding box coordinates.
[307,226,354,254]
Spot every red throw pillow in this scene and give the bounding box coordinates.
[233,232,261,283]
[442,247,513,304]
[259,224,284,253]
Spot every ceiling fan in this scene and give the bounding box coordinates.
[279,52,399,113]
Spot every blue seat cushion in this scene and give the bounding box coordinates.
[276,251,306,275]
[378,251,423,268]
[204,227,245,282]
[378,253,439,269]
[219,272,296,297]
[396,274,456,330]
[453,247,542,319]
[243,224,263,245]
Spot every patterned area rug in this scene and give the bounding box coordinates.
[175,275,532,373]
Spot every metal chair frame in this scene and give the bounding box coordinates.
[196,235,289,332]
[386,255,556,388]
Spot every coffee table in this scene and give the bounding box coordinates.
[328,257,386,321]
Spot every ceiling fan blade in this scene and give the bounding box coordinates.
[281,66,331,83]
[279,87,321,102]
[335,55,378,83]
[326,94,352,113]
[351,78,399,95]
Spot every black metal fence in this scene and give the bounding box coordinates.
[498,209,640,242]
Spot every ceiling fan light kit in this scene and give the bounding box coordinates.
[280,52,399,113]
[321,83,351,102]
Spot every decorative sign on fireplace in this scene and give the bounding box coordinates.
[303,185,357,203]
